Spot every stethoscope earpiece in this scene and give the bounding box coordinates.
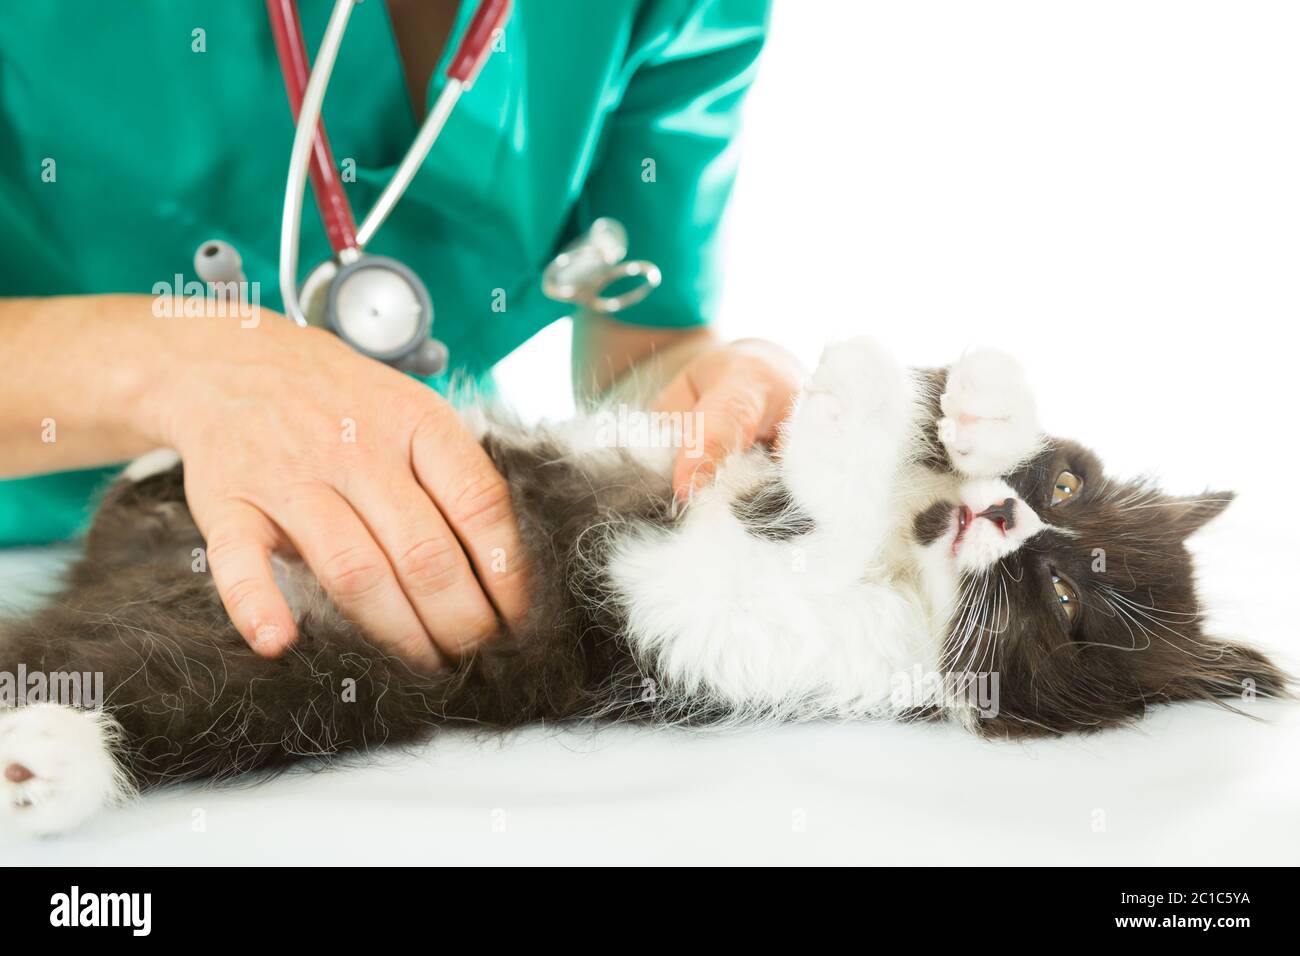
[194,239,245,285]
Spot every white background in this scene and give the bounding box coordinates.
[7,1,1300,864]
[502,0,1300,864]
[506,0,1300,494]
[501,0,1300,701]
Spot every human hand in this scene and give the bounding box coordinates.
[141,313,529,672]
[651,338,805,500]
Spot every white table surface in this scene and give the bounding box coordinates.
[2,528,1297,866]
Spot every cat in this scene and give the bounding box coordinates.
[0,338,1287,836]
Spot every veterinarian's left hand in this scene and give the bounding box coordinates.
[652,338,805,500]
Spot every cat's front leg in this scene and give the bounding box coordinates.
[936,348,1043,478]
[779,336,915,529]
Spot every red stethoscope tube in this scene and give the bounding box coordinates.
[448,0,513,85]
[266,0,358,256]
[265,0,512,258]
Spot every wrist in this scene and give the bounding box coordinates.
[110,296,304,450]
[0,294,171,475]
[598,330,718,409]
[83,295,177,449]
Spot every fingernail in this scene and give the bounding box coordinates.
[254,624,283,650]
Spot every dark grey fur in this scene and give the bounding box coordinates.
[731,478,815,541]
[0,434,679,790]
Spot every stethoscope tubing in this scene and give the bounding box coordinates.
[265,0,358,256]
[270,0,511,328]
[276,0,355,326]
[356,79,464,250]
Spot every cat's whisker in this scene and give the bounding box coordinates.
[1095,593,1153,653]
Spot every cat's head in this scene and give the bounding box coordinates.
[911,438,1288,736]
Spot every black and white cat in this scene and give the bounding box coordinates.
[0,338,1285,835]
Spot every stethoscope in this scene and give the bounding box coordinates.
[194,0,660,377]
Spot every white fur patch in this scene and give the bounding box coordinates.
[123,447,181,482]
[952,478,1046,574]
[0,704,131,836]
[609,338,945,718]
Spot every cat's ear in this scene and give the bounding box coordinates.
[1158,636,1290,705]
[1168,491,1235,539]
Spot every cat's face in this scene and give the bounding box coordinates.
[912,438,1287,736]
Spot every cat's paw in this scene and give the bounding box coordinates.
[809,337,905,404]
[780,338,912,527]
[786,337,911,468]
[795,335,909,452]
[937,348,1043,478]
[0,704,128,837]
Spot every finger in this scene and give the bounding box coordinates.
[649,369,699,415]
[202,500,298,657]
[277,486,444,672]
[345,473,499,659]
[725,342,806,452]
[764,381,802,452]
[411,412,531,633]
[672,377,768,500]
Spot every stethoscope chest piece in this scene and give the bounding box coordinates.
[325,256,447,376]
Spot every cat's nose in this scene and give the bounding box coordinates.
[977,498,1016,532]
[4,762,34,783]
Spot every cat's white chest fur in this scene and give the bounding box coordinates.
[609,338,956,718]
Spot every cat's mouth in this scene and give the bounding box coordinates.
[951,505,973,556]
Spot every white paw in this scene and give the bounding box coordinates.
[793,337,912,451]
[808,337,907,412]
[780,337,912,529]
[937,348,1043,478]
[0,704,129,837]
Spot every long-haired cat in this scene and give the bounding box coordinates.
[0,339,1286,835]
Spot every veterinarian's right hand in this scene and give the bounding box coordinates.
[139,307,530,672]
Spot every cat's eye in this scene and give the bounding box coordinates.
[1051,470,1082,505]
[1051,571,1080,625]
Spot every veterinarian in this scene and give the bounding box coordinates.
[0,1,802,671]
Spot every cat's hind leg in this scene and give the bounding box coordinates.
[0,704,130,836]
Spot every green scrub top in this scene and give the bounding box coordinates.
[0,0,769,546]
